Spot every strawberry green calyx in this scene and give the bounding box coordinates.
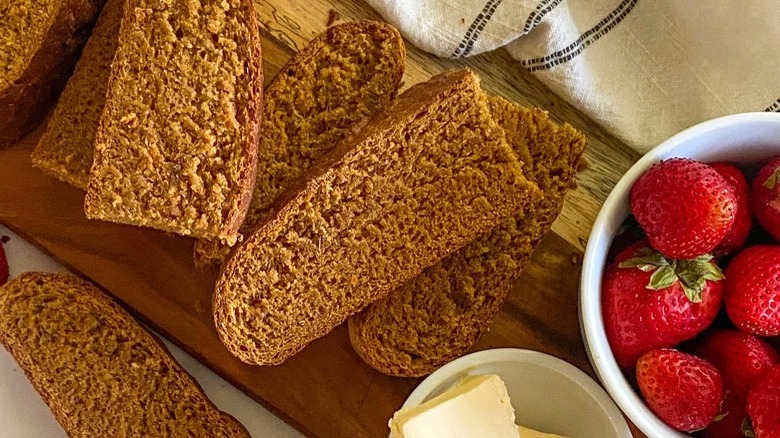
[762,166,780,189]
[619,247,725,303]
[742,417,756,437]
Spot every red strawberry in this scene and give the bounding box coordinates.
[711,162,752,254]
[637,349,724,432]
[0,238,7,287]
[750,157,780,243]
[696,330,779,438]
[697,330,780,396]
[725,245,780,336]
[631,158,737,259]
[603,242,724,368]
[746,364,780,437]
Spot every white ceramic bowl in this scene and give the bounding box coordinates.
[400,348,631,437]
[580,112,780,437]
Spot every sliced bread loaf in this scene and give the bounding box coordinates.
[214,70,541,366]
[0,0,104,146]
[32,0,124,189]
[348,96,587,377]
[194,21,405,268]
[84,0,263,243]
[0,272,249,437]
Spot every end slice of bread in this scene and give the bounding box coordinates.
[214,70,541,366]
[0,0,104,146]
[348,96,587,377]
[193,20,406,268]
[84,0,263,243]
[32,0,124,190]
[0,272,249,437]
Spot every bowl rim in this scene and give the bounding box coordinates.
[400,347,631,436]
[579,111,780,437]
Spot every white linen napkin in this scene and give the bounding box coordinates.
[366,0,780,152]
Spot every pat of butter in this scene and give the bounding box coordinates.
[390,374,519,438]
[519,425,568,438]
[389,374,569,438]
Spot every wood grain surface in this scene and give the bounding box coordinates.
[0,0,647,436]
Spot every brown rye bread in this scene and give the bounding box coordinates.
[32,0,125,189]
[0,0,104,147]
[214,70,542,366]
[0,272,249,437]
[194,20,406,268]
[84,0,262,244]
[348,96,587,377]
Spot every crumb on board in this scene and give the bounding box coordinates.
[1,235,9,244]
[577,157,590,172]
[327,9,340,27]
[571,252,582,265]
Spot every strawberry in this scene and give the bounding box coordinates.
[725,245,780,336]
[631,158,737,259]
[711,162,752,255]
[0,238,7,287]
[750,157,780,243]
[636,349,724,432]
[603,242,724,368]
[697,330,780,396]
[696,330,780,438]
[746,364,780,437]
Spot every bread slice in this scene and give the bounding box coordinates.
[348,96,587,377]
[31,0,124,189]
[194,21,405,268]
[0,272,249,437]
[214,69,542,366]
[84,0,263,243]
[0,0,104,147]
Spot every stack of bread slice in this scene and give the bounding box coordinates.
[348,96,587,376]
[21,0,586,384]
[33,0,264,243]
[193,20,407,267]
[211,68,585,369]
[214,69,542,365]
[1,0,591,435]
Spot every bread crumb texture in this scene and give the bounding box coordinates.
[348,95,587,377]
[0,1,60,88]
[85,0,262,242]
[214,70,540,366]
[0,272,249,437]
[194,21,405,267]
[32,0,125,189]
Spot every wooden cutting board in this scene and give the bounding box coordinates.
[0,0,645,436]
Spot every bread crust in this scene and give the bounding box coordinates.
[0,272,249,437]
[193,20,405,268]
[0,0,104,147]
[220,0,263,241]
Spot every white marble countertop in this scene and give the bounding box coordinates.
[0,225,302,438]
